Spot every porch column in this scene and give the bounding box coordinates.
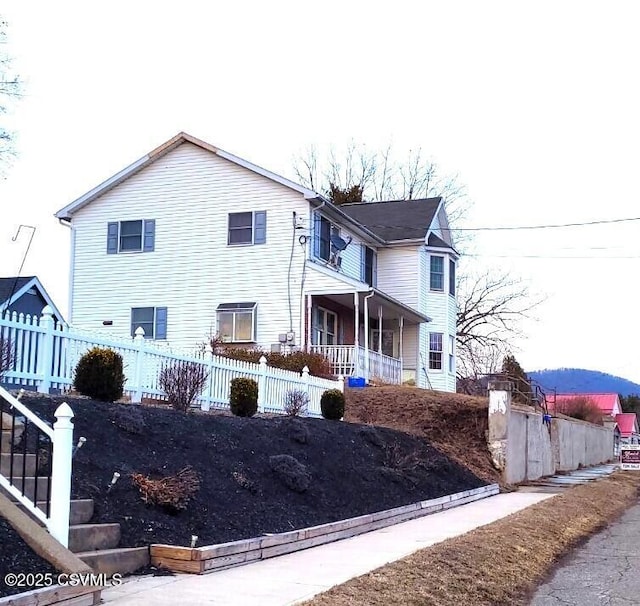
[306,294,312,352]
[353,292,360,376]
[377,306,383,355]
[364,291,374,381]
[399,315,404,380]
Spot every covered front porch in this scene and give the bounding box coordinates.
[304,289,429,385]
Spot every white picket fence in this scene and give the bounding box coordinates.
[0,306,343,417]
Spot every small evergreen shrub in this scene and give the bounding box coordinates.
[229,377,258,417]
[320,389,345,420]
[74,347,124,402]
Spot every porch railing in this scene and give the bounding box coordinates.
[310,344,402,385]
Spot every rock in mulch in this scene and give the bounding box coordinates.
[269,454,312,493]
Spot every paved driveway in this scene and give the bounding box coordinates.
[530,503,640,605]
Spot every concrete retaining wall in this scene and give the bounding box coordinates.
[489,383,614,485]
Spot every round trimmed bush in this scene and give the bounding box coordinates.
[320,388,345,420]
[230,377,258,417]
[74,347,124,402]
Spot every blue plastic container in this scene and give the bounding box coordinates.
[347,377,366,388]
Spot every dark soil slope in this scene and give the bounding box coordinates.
[22,396,485,548]
[344,386,500,485]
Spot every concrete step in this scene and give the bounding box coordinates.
[69,523,121,553]
[0,475,51,502]
[20,498,95,527]
[0,453,37,476]
[77,547,150,577]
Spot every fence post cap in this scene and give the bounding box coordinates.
[134,326,145,338]
[41,305,54,318]
[302,365,310,375]
[54,402,74,426]
[259,355,267,365]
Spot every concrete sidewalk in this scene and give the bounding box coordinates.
[101,491,554,606]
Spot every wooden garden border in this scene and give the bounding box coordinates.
[151,483,500,574]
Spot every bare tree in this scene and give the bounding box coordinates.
[0,18,22,174]
[293,141,467,221]
[456,270,543,381]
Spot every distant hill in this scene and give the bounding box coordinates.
[528,368,640,396]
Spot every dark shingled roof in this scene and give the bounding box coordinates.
[0,277,35,305]
[427,233,453,249]
[340,198,442,242]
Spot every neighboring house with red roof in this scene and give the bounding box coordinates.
[552,393,622,417]
[615,412,640,445]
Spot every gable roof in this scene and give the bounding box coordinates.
[54,132,323,221]
[553,393,621,416]
[0,276,66,322]
[339,198,442,242]
[615,412,639,437]
[0,276,34,306]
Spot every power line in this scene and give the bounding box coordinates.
[365,215,640,233]
[447,216,640,231]
[466,253,640,260]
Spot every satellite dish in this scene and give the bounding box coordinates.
[330,234,351,252]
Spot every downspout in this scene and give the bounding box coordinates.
[363,289,374,382]
[58,218,74,324]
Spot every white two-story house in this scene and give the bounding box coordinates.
[54,132,458,392]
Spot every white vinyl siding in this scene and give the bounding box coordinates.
[70,142,311,350]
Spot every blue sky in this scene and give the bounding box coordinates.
[1,1,639,381]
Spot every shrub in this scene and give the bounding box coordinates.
[209,343,334,379]
[0,336,14,378]
[159,361,209,413]
[320,389,345,420]
[229,377,258,417]
[283,389,308,417]
[555,396,603,425]
[131,466,200,513]
[74,347,124,402]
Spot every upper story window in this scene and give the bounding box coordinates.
[228,211,267,245]
[131,306,167,339]
[217,302,257,343]
[361,245,377,286]
[430,255,444,291]
[313,214,341,262]
[107,220,155,254]
[449,259,456,295]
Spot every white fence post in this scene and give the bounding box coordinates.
[132,327,145,404]
[37,306,55,394]
[301,364,310,399]
[49,402,74,548]
[202,346,213,412]
[257,355,267,413]
[337,375,345,393]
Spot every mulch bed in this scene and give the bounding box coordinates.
[0,517,58,598]
[13,396,485,551]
